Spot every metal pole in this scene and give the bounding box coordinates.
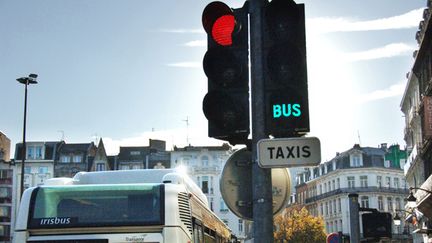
[17,74,37,198]
[348,193,360,243]
[20,81,28,198]
[249,0,273,242]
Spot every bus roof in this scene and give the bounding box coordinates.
[44,169,208,206]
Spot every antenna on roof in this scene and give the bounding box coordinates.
[183,116,190,145]
[91,133,99,144]
[58,130,65,141]
[357,130,362,145]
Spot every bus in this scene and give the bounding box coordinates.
[13,169,237,243]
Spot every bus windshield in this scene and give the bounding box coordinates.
[28,184,164,229]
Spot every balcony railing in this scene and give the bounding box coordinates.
[192,166,220,174]
[305,187,409,204]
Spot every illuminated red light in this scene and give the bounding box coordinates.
[212,15,235,46]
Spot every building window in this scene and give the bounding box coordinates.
[72,155,82,163]
[0,206,10,217]
[360,176,368,188]
[377,176,382,187]
[386,177,391,188]
[26,146,34,159]
[338,198,341,213]
[395,198,401,210]
[332,180,335,191]
[24,166,31,174]
[360,196,369,208]
[38,166,48,174]
[387,197,393,211]
[320,203,324,216]
[394,178,400,188]
[347,176,355,188]
[378,196,384,211]
[333,199,337,214]
[0,170,11,180]
[337,178,340,189]
[60,155,70,163]
[350,153,362,167]
[26,146,43,159]
[201,156,209,167]
[35,146,43,159]
[210,176,214,194]
[96,163,105,171]
[384,160,390,168]
[329,201,333,215]
[0,188,11,198]
[238,219,243,232]
[130,151,140,155]
[202,176,209,194]
[325,202,328,216]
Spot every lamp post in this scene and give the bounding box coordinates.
[406,187,432,208]
[16,73,38,198]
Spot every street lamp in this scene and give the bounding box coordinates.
[406,187,432,208]
[393,209,413,225]
[393,214,402,226]
[16,73,38,198]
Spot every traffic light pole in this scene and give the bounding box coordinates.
[249,0,274,241]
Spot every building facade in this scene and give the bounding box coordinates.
[116,139,170,170]
[401,1,432,242]
[295,144,410,242]
[12,141,63,243]
[170,144,250,242]
[55,142,97,177]
[0,133,12,242]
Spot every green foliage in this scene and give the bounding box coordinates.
[274,207,327,243]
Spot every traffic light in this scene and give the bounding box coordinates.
[362,212,392,239]
[202,1,249,145]
[263,0,309,138]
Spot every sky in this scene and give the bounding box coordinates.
[0,0,427,161]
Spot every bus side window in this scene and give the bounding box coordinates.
[193,221,203,243]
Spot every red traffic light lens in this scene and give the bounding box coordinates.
[212,15,235,46]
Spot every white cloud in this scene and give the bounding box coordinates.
[184,40,206,47]
[166,62,201,68]
[307,8,424,33]
[356,81,406,103]
[342,43,416,62]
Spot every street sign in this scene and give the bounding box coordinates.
[220,148,291,220]
[327,233,339,243]
[258,137,321,168]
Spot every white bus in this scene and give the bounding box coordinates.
[14,169,237,243]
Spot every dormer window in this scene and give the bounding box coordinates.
[350,153,363,167]
[130,151,140,156]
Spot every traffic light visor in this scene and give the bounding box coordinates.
[203,47,244,88]
[203,91,248,131]
[202,1,236,46]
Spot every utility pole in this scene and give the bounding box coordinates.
[249,0,274,241]
[349,193,360,243]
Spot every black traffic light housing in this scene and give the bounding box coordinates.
[362,212,392,239]
[202,1,249,145]
[263,0,309,138]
